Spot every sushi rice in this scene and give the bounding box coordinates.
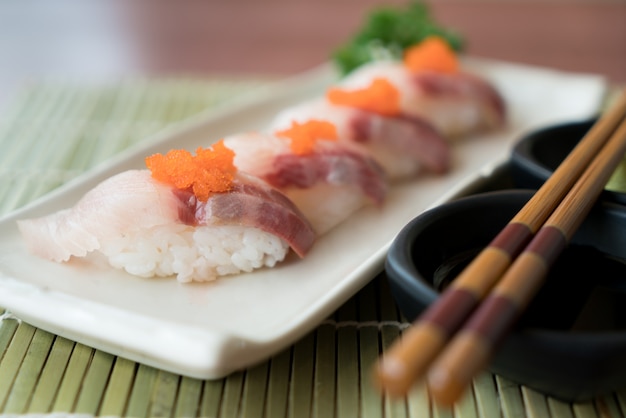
[97,223,290,283]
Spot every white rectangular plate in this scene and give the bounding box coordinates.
[0,59,606,378]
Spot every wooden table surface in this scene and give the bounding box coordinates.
[0,0,624,108]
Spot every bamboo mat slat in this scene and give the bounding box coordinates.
[0,80,623,418]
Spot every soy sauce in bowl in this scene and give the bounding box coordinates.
[385,189,626,401]
[433,244,626,332]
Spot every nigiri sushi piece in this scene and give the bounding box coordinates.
[17,141,316,283]
[271,98,450,179]
[223,123,387,235]
[327,37,506,139]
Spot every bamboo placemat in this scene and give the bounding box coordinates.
[0,80,624,418]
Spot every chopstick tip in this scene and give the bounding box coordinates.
[373,356,413,397]
[427,366,465,407]
[374,322,450,397]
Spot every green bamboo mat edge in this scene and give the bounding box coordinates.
[0,80,624,418]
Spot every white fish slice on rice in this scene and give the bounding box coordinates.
[271,99,451,179]
[17,169,314,283]
[336,60,506,138]
[224,132,388,235]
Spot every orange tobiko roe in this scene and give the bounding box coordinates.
[404,36,459,74]
[145,139,236,202]
[326,78,400,117]
[275,120,338,155]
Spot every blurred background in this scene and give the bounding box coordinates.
[0,0,624,107]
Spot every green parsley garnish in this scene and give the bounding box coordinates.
[332,1,464,75]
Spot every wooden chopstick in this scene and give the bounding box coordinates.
[375,88,626,398]
[427,113,626,405]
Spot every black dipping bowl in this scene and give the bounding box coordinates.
[511,118,626,206]
[385,190,626,402]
